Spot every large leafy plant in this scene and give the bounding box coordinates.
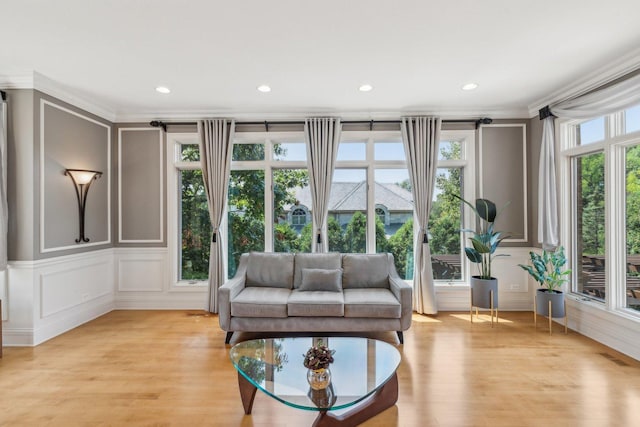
[455,196,508,280]
[518,246,571,292]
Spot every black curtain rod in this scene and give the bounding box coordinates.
[0,90,5,101]
[149,117,492,131]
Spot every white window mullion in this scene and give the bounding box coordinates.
[366,136,375,253]
[609,143,626,309]
[265,139,274,252]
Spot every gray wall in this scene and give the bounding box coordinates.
[6,89,36,261]
[477,120,530,246]
[41,97,110,249]
[7,90,113,261]
[116,125,166,246]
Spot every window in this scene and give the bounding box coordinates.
[626,144,640,310]
[430,133,473,283]
[228,136,310,276]
[375,205,388,225]
[168,135,210,285]
[574,152,605,299]
[430,167,463,281]
[561,103,640,315]
[169,128,474,285]
[290,206,308,226]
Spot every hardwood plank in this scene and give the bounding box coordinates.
[0,310,639,426]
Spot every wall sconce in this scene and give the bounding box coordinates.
[64,169,103,243]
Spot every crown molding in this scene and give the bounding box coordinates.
[528,47,640,117]
[114,107,531,123]
[0,71,35,89]
[0,71,117,122]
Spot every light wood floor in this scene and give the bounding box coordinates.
[1,311,639,427]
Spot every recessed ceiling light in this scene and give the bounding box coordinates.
[462,83,478,91]
[359,84,373,92]
[257,84,271,93]
[155,86,171,94]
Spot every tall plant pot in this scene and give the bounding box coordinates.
[535,289,565,318]
[470,276,499,326]
[470,276,498,309]
[534,288,567,335]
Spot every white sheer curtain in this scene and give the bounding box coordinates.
[199,119,235,313]
[538,72,640,249]
[401,116,441,314]
[0,98,7,271]
[304,118,341,253]
[538,116,559,250]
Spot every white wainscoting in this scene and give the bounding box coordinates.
[565,296,640,361]
[435,247,534,312]
[3,249,114,346]
[114,248,207,310]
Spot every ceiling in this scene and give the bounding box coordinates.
[2,0,640,121]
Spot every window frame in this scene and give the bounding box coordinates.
[167,128,476,286]
[167,132,209,288]
[559,109,640,317]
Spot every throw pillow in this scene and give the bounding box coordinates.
[299,268,343,292]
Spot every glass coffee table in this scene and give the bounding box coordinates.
[230,337,401,426]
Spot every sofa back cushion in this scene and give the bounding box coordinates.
[342,253,390,289]
[246,252,294,288]
[293,253,342,288]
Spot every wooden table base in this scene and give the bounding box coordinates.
[237,371,398,427]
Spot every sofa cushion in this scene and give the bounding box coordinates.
[287,290,344,317]
[343,288,401,318]
[294,253,342,288]
[299,268,343,292]
[342,253,390,289]
[246,252,294,288]
[231,287,291,318]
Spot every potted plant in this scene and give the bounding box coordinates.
[455,196,509,309]
[519,246,571,318]
[303,340,335,390]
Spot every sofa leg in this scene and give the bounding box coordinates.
[396,331,404,344]
[225,332,233,344]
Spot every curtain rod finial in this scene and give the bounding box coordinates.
[539,106,553,120]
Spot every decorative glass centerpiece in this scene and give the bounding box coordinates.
[303,340,335,390]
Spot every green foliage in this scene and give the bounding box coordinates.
[180,168,211,280]
[579,153,605,255]
[274,223,302,253]
[518,246,571,292]
[430,149,462,255]
[327,218,345,253]
[344,211,367,253]
[455,196,508,280]
[388,218,414,279]
[625,145,640,255]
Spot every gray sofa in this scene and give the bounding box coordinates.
[218,252,412,344]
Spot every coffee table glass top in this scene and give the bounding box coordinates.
[229,337,401,411]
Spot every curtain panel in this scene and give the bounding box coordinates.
[538,71,640,249]
[199,119,235,313]
[304,118,341,253]
[401,116,441,314]
[0,100,6,271]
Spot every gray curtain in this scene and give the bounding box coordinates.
[401,117,441,314]
[304,118,341,253]
[0,100,7,271]
[199,119,235,313]
[539,72,640,249]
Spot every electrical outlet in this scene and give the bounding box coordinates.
[509,284,521,291]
